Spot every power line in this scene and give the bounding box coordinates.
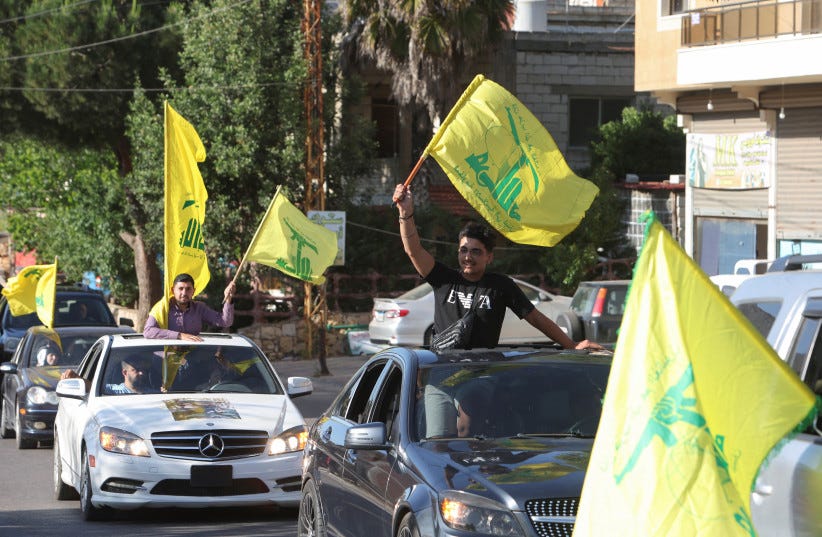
[0,0,253,62]
[0,0,98,25]
[346,220,542,251]
[0,81,299,93]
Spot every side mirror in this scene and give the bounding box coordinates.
[0,362,17,375]
[344,422,389,450]
[287,376,313,398]
[119,317,134,327]
[56,378,87,400]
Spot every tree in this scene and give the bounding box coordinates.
[536,106,686,293]
[0,134,138,303]
[341,0,514,126]
[124,0,375,318]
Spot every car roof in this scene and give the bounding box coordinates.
[577,280,632,287]
[27,325,134,337]
[107,332,254,348]
[731,270,822,302]
[385,346,613,367]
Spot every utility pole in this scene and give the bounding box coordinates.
[302,0,330,375]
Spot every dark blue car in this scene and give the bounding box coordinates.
[0,285,120,360]
[298,346,612,537]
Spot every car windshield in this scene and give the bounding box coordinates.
[414,358,610,441]
[99,344,283,397]
[27,333,99,367]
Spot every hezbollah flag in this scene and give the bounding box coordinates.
[423,74,599,247]
[152,102,211,328]
[1,264,53,316]
[35,262,57,328]
[573,214,818,537]
[240,187,337,285]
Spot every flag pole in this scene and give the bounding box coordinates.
[401,153,428,188]
[225,185,283,301]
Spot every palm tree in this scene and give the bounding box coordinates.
[341,0,514,127]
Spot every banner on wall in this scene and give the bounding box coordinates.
[686,131,774,189]
[307,211,346,266]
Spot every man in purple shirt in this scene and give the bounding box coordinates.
[144,273,236,341]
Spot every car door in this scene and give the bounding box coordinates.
[0,333,27,431]
[313,358,388,536]
[344,363,405,537]
[58,341,104,481]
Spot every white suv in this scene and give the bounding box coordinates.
[730,255,822,536]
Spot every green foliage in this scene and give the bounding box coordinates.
[0,134,137,303]
[3,0,181,144]
[590,106,686,181]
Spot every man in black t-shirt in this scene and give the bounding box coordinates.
[393,183,601,350]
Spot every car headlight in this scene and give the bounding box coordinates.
[268,425,308,455]
[27,386,59,405]
[99,426,150,457]
[439,490,524,536]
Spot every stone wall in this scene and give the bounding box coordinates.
[238,311,372,360]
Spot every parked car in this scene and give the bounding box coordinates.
[298,345,612,536]
[709,258,773,297]
[53,332,313,520]
[555,280,631,346]
[0,284,128,360]
[0,325,134,449]
[729,255,822,536]
[368,279,572,347]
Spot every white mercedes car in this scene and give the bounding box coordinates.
[53,332,313,520]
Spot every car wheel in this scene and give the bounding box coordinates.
[297,479,326,537]
[0,398,14,439]
[15,404,37,449]
[80,449,108,521]
[397,513,421,537]
[53,432,79,501]
[556,311,584,342]
[423,325,435,347]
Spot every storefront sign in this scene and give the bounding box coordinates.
[686,131,773,189]
[307,211,346,266]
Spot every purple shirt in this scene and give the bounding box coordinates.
[143,300,234,339]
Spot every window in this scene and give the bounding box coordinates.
[340,360,388,423]
[372,98,399,158]
[370,366,403,443]
[737,300,781,339]
[569,97,632,148]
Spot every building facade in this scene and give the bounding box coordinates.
[635,0,822,274]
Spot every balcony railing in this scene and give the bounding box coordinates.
[681,0,822,46]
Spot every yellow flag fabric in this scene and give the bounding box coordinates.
[243,190,338,285]
[1,264,53,316]
[149,298,170,330]
[164,101,210,303]
[424,74,599,247]
[35,263,57,328]
[573,215,818,537]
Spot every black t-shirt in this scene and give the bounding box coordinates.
[425,261,536,348]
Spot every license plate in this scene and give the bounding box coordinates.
[191,465,233,487]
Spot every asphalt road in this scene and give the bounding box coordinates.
[0,354,368,536]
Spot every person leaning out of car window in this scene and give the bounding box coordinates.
[393,183,603,351]
[143,273,236,341]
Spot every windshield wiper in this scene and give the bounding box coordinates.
[511,431,595,439]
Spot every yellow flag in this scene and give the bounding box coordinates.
[424,74,599,247]
[164,101,210,302]
[1,264,53,316]
[242,189,338,284]
[35,263,57,328]
[573,215,818,537]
